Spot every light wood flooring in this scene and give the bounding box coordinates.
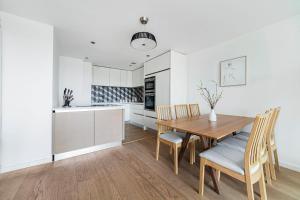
[1,125,300,200]
[123,123,154,144]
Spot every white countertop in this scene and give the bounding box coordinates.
[53,105,125,113]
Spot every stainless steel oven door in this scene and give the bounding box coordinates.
[144,93,155,111]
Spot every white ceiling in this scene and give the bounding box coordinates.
[1,0,300,70]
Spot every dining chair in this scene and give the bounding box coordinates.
[156,105,195,174]
[219,109,275,184]
[267,107,281,180]
[174,104,190,119]
[174,104,198,164]
[188,103,201,117]
[232,107,281,180]
[199,111,272,200]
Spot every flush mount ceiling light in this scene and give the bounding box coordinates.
[130,17,157,51]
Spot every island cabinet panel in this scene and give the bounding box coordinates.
[54,111,94,154]
[95,109,123,145]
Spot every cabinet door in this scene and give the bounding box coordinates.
[132,70,138,87]
[95,109,123,145]
[54,111,94,154]
[109,69,121,86]
[127,71,132,87]
[137,67,144,86]
[120,70,127,87]
[123,104,130,121]
[144,52,170,75]
[155,69,170,106]
[93,67,110,86]
[132,68,144,87]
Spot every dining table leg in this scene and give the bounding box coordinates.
[178,134,220,194]
[178,133,191,162]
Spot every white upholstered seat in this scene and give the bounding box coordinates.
[234,131,250,141]
[159,131,183,144]
[219,137,247,152]
[239,131,250,137]
[199,145,259,175]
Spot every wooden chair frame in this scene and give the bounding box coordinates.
[174,104,198,164]
[174,104,190,119]
[188,104,201,117]
[199,112,272,200]
[156,105,194,174]
[267,107,281,180]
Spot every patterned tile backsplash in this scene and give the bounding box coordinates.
[91,85,144,103]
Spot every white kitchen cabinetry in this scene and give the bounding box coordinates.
[144,69,170,131]
[93,66,110,86]
[127,71,132,87]
[93,67,132,87]
[143,50,187,131]
[120,70,127,87]
[155,70,170,106]
[144,51,171,75]
[130,104,144,126]
[132,67,144,87]
[123,104,130,121]
[109,68,121,86]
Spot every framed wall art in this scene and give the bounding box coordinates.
[220,56,247,87]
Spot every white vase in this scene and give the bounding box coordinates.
[209,109,217,122]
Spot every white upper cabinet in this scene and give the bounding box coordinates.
[144,51,171,75]
[127,71,132,87]
[93,66,110,86]
[109,68,121,87]
[93,67,133,87]
[132,67,144,87]
[120,70,127,87]
[138,67,144,86]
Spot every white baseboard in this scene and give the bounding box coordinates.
[280,161,300,172]
[54,141,122,161]
[0,156,52,174]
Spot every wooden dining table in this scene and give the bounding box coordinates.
[156,114,254,194]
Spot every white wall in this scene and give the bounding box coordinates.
[58,56,92,106]
[52,30,60,108]
[187,15,300,171]
[0,12,54,172]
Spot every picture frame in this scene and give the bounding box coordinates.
[220,56,247,87]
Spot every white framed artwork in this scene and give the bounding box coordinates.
[220,56,247,87]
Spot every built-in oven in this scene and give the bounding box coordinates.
[144,76,156,111]
[144,76,155,92]
[144,92,155,111]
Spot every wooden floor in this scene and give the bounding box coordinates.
[1,125,300,200]
[123,123,154,144]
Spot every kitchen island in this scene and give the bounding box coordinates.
[52,105,124,161]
